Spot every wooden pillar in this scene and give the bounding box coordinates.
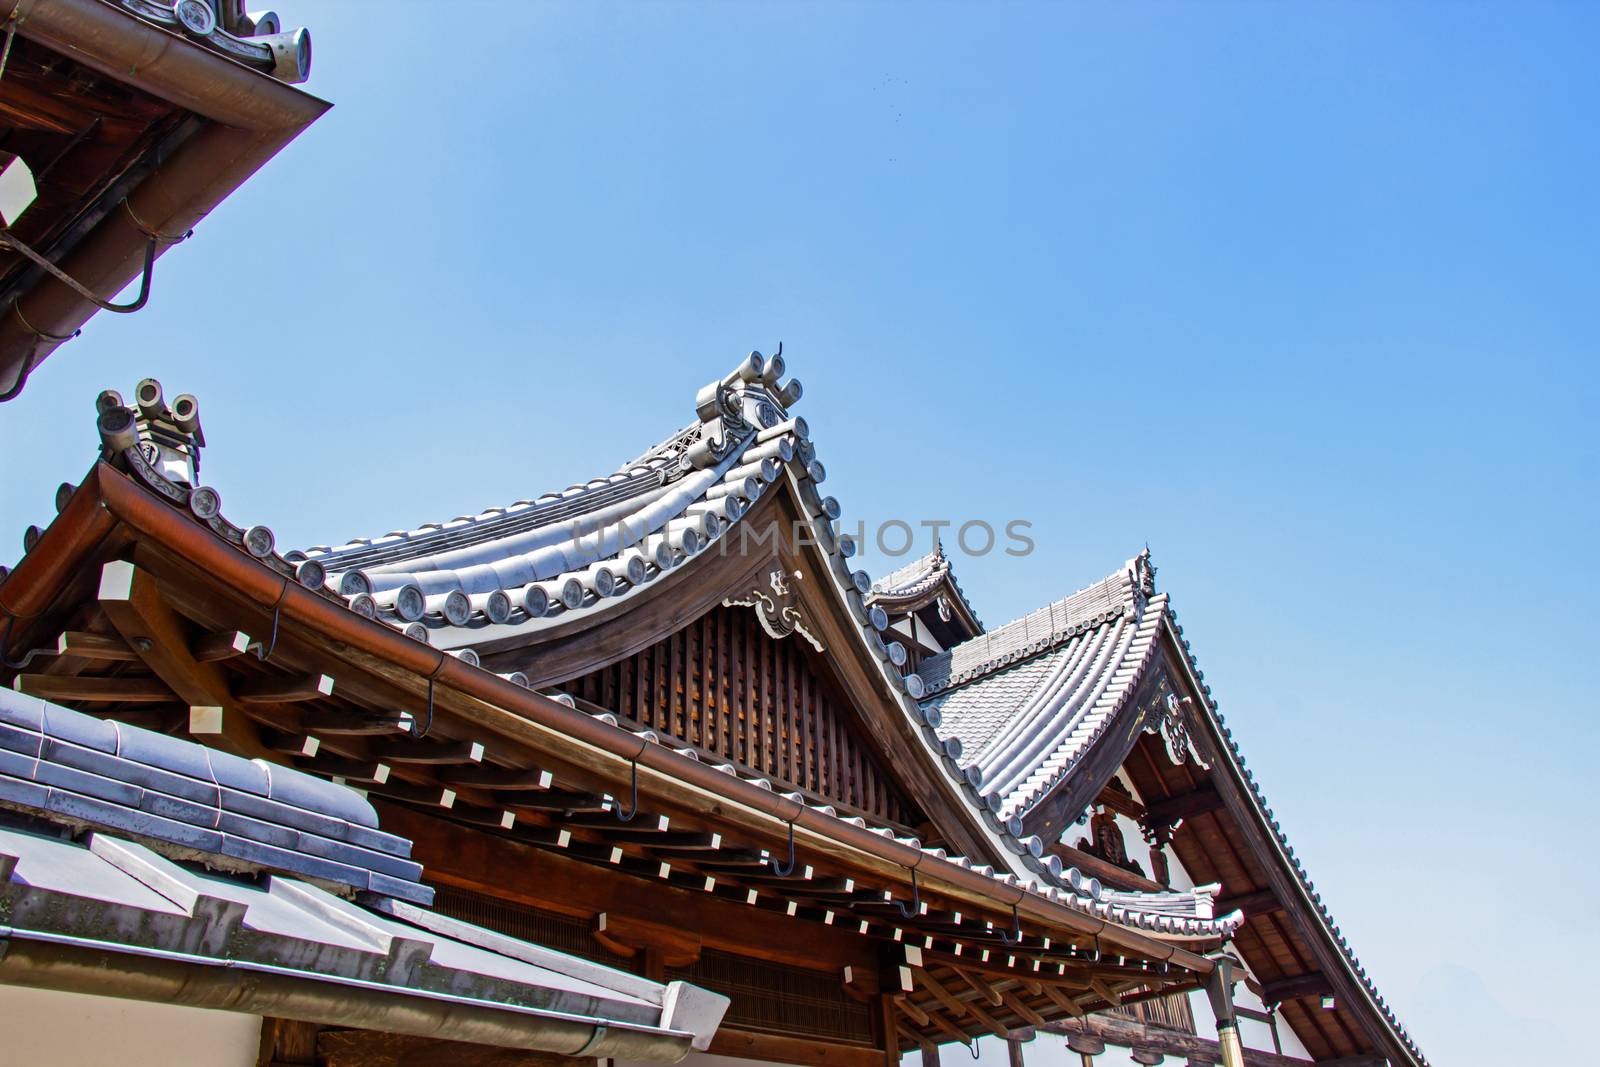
[1203,957,1246,1067]
[921,1044,941,1067]
[1065,1033,1103,1067]
[878,993,901,1067]
[1006,1037,1026,1067]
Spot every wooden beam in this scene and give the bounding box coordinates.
[96,559,268,759]
[12,673,174,702]
[192,629,253,663]
[952,964,1003,1007]
[1142,782,1224,825]
[591,912,701,967]
[369,739,485,765]
[306,757,390,784]
[316,1030,594,1067]
[1088,978,1123,1007]
[440,765,553,791]
[1258,971,1332,1006]
[1045,1015,1317,1067]
[233,672,335,702]
[708,1027,886,1067]
[998,987,1046,1029]
[55,631,137,661]
[367,779,456,808]
[1215,888,1282,918]
[304,710,415,736]
[895,993,931,1027]
[261,729,319,758]
[1037,982,1086,1018]
[915,967,1008,1038]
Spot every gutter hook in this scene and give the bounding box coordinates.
[769,816,797,876]
[612,756,639,822]
[996,903,1022,946]
[893,865,921,919]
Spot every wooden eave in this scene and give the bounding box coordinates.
[0,458,1222,1021]
[1005,615,1422,1067]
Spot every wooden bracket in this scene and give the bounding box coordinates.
[591,911,701,968]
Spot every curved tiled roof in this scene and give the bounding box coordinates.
[867,542,984,632]
[923,549,1428,1067]
[56,362,1241,947]
[920,558,1163,820]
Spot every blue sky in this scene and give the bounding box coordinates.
[3,4,1597,1062]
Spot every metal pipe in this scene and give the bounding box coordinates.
[88,463,1211,973]
[0,926,696,1061]
[0,0,330,395]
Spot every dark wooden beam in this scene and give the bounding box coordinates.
[306,710,415,736]
[1142,782,1225,825]
[376,801,880,975]
[708,1027,885,1067]
[1046,1015,1316,1067]
[915,967,1008,1038]
[12,673,174,702]
[191,629,253,662]
[233,672,335,702]
[316,1030,593,1067]
[439,765,553,791]
[261,729,319,758]
[369,739,485,765]
[1259,971,1332,1006]
[1216,888,1282,918]
[55,631,137,661]
[97,559,269,759]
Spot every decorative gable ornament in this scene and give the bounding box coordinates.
[724,565,824,652]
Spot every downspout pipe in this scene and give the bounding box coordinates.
[85,462,1211,974]
[0,926,698,1061]
[0,0,330,397]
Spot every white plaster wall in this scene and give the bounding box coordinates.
[0,984,262,1066]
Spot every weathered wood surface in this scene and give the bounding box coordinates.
[1046,1014,1317,1067]
[316,1030,593,1067]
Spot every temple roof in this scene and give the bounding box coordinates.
[0,690,726,1058]
[921,557,1164,820]
[0,355,1419,1060]
[925,551,1430,1067]
[867,541,985,643]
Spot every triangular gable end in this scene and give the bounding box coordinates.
[926,552,1430,1067]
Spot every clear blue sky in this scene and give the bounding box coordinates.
[3,5,1596,1062]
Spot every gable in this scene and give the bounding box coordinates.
[563,603,928,830]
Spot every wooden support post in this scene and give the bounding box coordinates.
[97,560,270,760]
[920,1043,940,1067]
[879,992,901,1067]
[1065,1033,1104,1067]
[1006,1035,1026,1067]
[1204,955,1246,1067]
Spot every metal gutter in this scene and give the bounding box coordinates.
[0,925,699,1060]
[0,0,330,398]
[86,462,1214,974]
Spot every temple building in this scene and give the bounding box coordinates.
[0,351,1429,1067]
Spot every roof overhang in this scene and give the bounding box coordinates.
[0,0,329,400]
[1,458,1223,983]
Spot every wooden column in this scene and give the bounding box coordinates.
[920,1044,940,1067]
[1065,1034,1104,1067]
[1006,1037,1027,1067]
[878,993,901,1067]
[1203,957,1246,1067]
